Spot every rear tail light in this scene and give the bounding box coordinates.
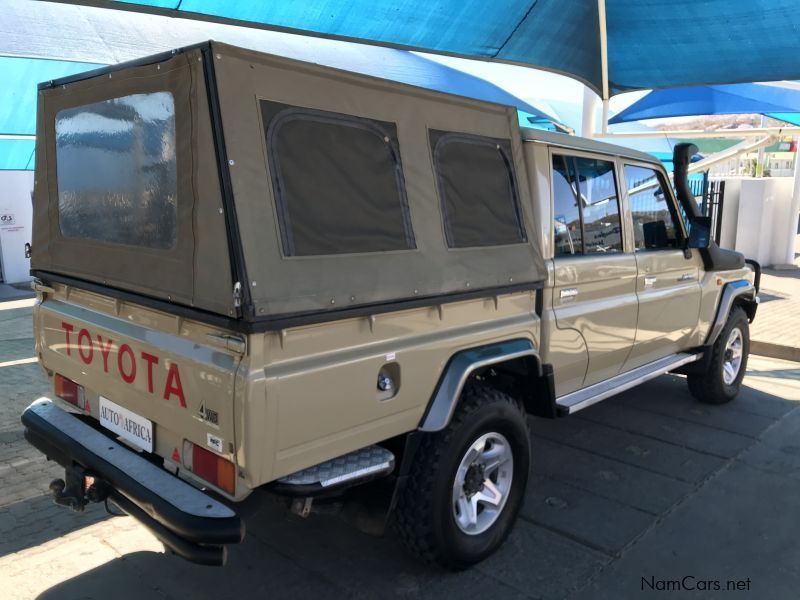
[183,440,236,495]
[55,374,85,409]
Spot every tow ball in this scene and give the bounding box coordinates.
[48,464,109,512]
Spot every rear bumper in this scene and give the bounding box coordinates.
[21,398,244,565]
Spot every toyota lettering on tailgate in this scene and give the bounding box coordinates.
[60,321,187,408]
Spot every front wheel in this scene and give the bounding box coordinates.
[687,306,749,404]
[393,381,530,570]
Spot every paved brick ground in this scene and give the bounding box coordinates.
[751,268,800,361]
[1,303,800,599]
[0,284,35,303]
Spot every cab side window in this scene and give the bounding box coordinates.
[552,155,622,256]
[624,165,683,251]
[552,155,582,256]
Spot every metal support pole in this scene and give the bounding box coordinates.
[597,0,610,133]
[757,115,768,176]
[784,140,800,265]
[581,87,597,138]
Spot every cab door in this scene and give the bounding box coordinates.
[620,164,703,369]
[547,152,638,395]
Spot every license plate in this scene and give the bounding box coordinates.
[99,396,154,453]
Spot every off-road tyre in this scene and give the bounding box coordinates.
[687,306,749,404]
[393,380,530,570]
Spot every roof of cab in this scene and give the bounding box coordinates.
[520,127,663,166]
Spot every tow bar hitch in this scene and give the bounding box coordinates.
[49,464,109,511]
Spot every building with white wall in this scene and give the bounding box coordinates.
[0,170,33,284]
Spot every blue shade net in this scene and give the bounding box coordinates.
[114,0,800,95]
[0,57,105,170]
[611,83,800,124]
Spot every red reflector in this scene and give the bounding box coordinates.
[188,443,236,495]
[55,374,83,408]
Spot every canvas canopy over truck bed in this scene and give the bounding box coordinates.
[32,41,547,330]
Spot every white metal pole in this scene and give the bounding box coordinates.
[593,126,800,139]
[757,115,768,176]
[581,87,598,137]
[784,141,800,264]
[597,0,610,133]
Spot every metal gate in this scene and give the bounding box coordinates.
[688,175,725,246]
[701,179,725,245]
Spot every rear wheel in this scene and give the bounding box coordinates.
[393,381,530,570]
[687,306,749,404]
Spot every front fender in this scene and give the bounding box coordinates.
[705,280,757,346]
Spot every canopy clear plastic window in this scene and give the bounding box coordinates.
[263,101,416,257]
[431,132,526,249]
[55,91,177,249]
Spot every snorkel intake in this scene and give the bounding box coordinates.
[672,143,745,271]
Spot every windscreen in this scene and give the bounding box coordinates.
[55,92,177,250]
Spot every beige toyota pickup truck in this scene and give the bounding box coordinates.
[22,41,759,569]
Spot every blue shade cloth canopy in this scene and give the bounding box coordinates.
[0,44,559,170]
[0,57,104,170]
[769,113,800,126]
[0,139,35,171]
[0,57,105,136]
[610,83,800,124]
[100,0,800,97]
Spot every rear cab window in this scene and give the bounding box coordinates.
[552,154,622,256]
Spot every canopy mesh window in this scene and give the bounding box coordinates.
[262,101,416,257]
[431,131,526,249]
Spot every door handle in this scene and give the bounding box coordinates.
[560,288,578,300]
[678,273,696,282]
[644,276,657,288]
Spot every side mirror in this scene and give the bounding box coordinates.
[688,216,711,249]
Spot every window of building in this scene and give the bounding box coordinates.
[624,165,683,250]
[430,131,527,248]
[262,101,416,257]
[56,91,177,249]
[552,155,622,256]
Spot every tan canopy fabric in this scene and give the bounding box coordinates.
[32,41,547,325]
[213,42,546,320]
[31,48,236,316]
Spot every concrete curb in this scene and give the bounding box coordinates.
[751,340,800,363]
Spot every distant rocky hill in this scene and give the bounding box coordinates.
[656,114,788,132]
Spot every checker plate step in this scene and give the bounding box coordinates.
[276,445,395,494]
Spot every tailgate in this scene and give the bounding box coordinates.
[34,287,244,495]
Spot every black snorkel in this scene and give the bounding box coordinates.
[672,143,745,271]
[673,142,701,219]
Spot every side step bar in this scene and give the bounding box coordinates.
[270,445,395,496]
[556,352,702,415]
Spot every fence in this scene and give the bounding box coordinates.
[687,174,725,245]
